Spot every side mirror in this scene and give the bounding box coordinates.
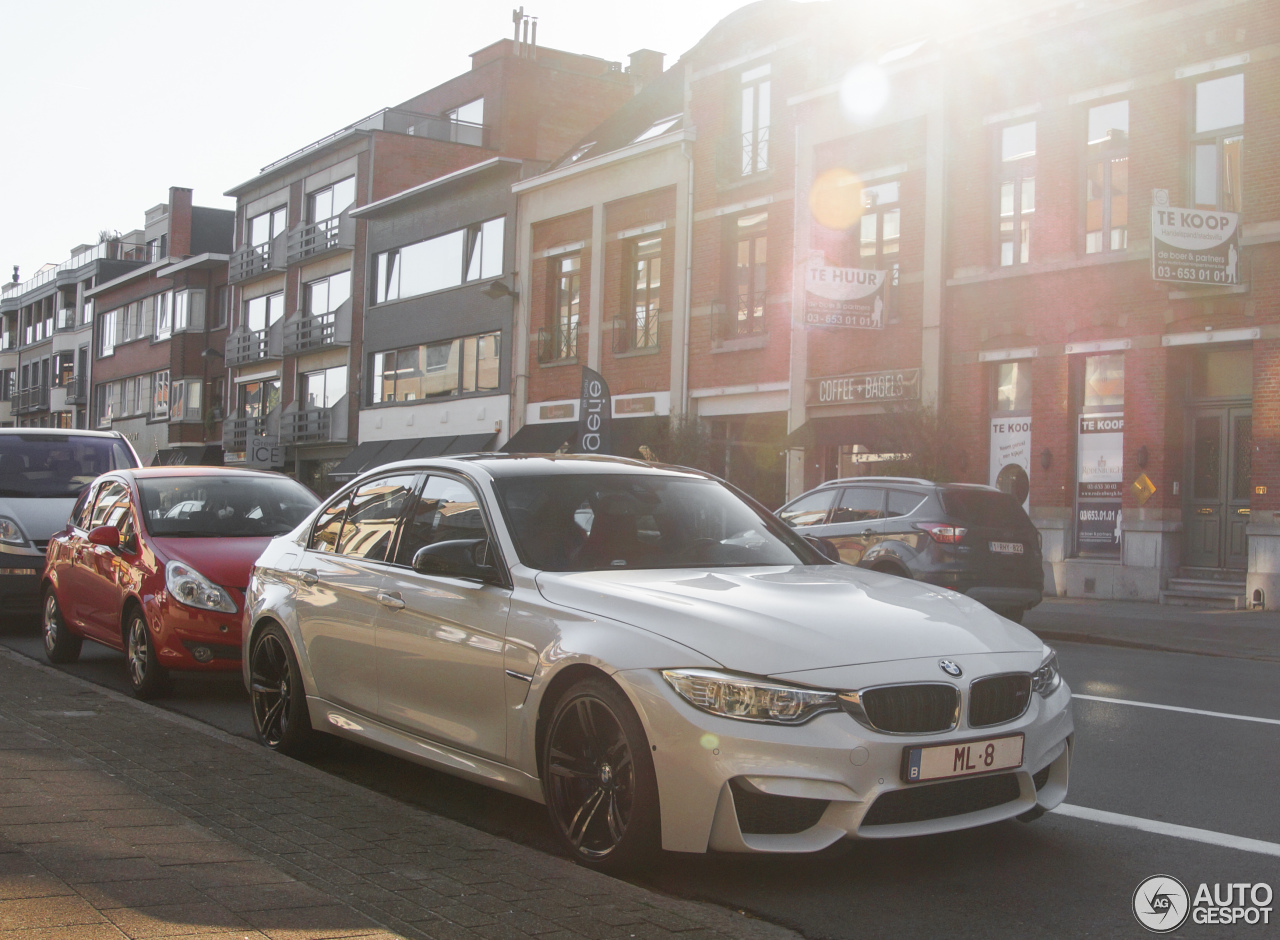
[412,539,498,582]
[87,526,121,551]
[803,535,841,563]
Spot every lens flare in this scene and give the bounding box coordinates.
[809,167,864,230]
[840,63,890,122]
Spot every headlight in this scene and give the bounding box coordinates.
[165,561,237,614]
[662,669,840,724]
[0,516,27,546]
[1031,648,1061,697]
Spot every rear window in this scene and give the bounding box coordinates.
[0,434,136,498]
[941,489,1033,529]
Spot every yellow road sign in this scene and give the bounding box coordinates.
[1131,472,1156,506]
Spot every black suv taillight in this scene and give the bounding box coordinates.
[914,523,967,544]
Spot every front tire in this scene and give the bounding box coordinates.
[125,609,168,699]
[42,588,82,664]
[249,624,316,756]
[541,676,660,872]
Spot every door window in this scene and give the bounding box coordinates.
[89,481,129,529]
[831,487,886,524]
[310,493,350,553]
[395,476,489,567]
[71,483,99,530]
[778,490,834,527]
[336,475,419,562]
[886,490,926,518]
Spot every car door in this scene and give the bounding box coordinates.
[376,473,512,762]
[292,472,418,718]
[815,486,886,565]
[55,480,100,629]
[78,480,132,643]
[866,488,930,569]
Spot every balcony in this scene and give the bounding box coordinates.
[715,128,771,185]
[537,325,578,364]
[280,396,349,446]
[228,234,286,284]
[286,214,355,265]
[225,321,284,367]
[62,375,86,405]
[222,408,280,455]
[282,302,351,357]
[612,314,659,354]
[13,385,50,415]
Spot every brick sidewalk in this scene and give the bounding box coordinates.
[0,648,797,940]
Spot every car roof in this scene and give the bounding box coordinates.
[816,476,935,488]
[0,427,127,440]
[354,453,716,484]
[115,467,299,481]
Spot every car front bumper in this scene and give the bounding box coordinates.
[616,662,1073,854]
[0,555,45,614]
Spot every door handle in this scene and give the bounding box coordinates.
[861,529,875,537]
[377,591,406,611]
[298,569,319,585]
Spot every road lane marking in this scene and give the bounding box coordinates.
[1073,693,1280,727]
[1053,803,1280,858]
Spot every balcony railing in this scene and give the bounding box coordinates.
[2,241,158,299]
[13,385,50,414]
[281,396,349,446]
[537,325,578,364]
[410,116,488,148]
[716,128,771,184]
[713,297,767,342]
[222,408,279,455]
[612,314,659,354]
[228,234,286,284]
[282,302,351,356]
[61,375,86,405]
[225,321,284,367]
[286,215,355,265]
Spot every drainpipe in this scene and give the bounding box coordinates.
[680,62,694,420]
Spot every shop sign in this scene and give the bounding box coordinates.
[806,369,920,406]
[539,402,574,421]
[246,435,283,469]
[1151,205,1241,286]
[615,396,656,416]
[989,417,1031,511]
[1077,502,1122,555]
[803,260,889,329]
[1076,413,1123,557]
[576,367,611,454]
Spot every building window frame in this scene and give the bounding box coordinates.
[619,236,661,352]
[1084,99,1130,255]
[724,211,768,339]
[540,255,580,363]
[739,63,771,176]
[373,216,505,305]
[997,121,1036,267]
[1190,71,1244,213]
[991,360,1033,415]
[372,330,501,404]
[307,177,356,226]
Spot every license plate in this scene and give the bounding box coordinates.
[989,541,1024,554]
[903,733,1024,782]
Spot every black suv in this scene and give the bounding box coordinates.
[777,476,1044,622]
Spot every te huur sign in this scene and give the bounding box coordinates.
[806,368,921,406]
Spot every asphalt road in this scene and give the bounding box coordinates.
[3,612,1277,939]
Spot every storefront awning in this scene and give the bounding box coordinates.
[501,422,577,454]
[785,412,901,450]
[330,433,497,480]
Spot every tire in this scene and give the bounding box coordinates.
[541,675,660,872]
[248,624,316,756]
[124,608,168,700]
[42,588,82,664]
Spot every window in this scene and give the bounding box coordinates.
[831,488,885,524]
[54,353,75,388]
[779,490,835,527]
[169,378,202,422]
[95,383,120,428]
[999,121,1036,266]
[237,379,280,419]
[0,369,13,401]
[859,181,901,261]
[740,64,770,175]
[1083,354,1124,410]
[634,114,681,144]
[99,309,118,357]
[81,298,93,328]
[305,271,352,317]
[248,205,287,248]
[1193,73,1244,212]
[730,212,767,336]
[209,376,225,420]
[308,177,355,225]
[375,218,504,304]
[52,411,73,429]
[372,331,500,403]
[152,370,169,420]
[301,366,348,410]
[310,494,349,553]
[623,237,661,350]
[244,292,285,332]
[444,98,485,145]
[886,490,926,518]
[994,361,1032,413]
[337,474,419,562]
[153,292,173,340]
[210,286,228,330]
[394,476,488,567]
[1085,100,1129,254]
[90,481,129,530]
[538,254,580,362]
[172,290,204,333]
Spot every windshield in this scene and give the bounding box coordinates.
[137,476,318,538]
[941,488,1035,530]
[0,434,136,498]
[494,473,819,571]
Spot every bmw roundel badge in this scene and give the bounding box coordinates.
[938,659,963,678]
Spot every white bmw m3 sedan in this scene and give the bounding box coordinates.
[243,454,1072,870]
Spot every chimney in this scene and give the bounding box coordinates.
[168,187,194,258]
[627,49,665,91]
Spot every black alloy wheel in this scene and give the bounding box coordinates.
[249,625,315,755]
[42,588,82,664]
[542,676,659,872]
[125,609,168,699]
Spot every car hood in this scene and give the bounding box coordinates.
[0,496,76,543]
[534,565,1041,677]
[149,537,271,590]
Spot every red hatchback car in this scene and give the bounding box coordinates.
[41,467,318,697]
